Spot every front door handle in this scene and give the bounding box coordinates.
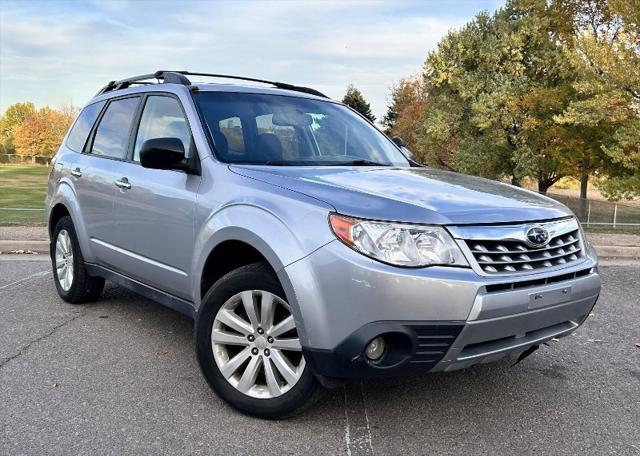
[114,177,131,190]
[70,167,82,178]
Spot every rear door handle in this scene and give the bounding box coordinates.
[114,177,131,190]
[70,167,82,178]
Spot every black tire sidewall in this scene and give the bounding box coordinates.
[195,263,319,419]
[51,215,103,303]
[52,216,80,300]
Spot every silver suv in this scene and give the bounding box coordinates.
[46,71,601,418]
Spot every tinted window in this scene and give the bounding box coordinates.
[91,97,140,159]
[133,96,191,162]
[66,101,105,152]
[194,92,409,166]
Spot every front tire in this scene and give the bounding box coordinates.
[195,263,322,419]
[51,216,104,303]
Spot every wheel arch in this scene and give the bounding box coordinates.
[195,225,290,305]
[192,204,320,315]
[199,239,277,300]
[48,203,71,238]
[47,182,93,261]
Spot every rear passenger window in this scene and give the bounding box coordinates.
[133,96,192,162]
[91,97,140,159]
[66,101,105,152]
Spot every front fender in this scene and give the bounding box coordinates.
[191,202,333,310]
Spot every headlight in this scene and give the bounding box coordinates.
[329,213,468,267]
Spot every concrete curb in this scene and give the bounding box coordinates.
[0,239,638,260]
[593,245,640,260]
[0,240,49,254]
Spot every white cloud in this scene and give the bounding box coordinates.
[0,0,493,119]
[304,17,462,59]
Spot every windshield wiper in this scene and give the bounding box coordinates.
[328,159,389,166]
[262,159,390,166]
[263,160,292,166]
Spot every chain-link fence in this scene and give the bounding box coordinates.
[547,193,640,228]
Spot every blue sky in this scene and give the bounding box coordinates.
[0,0,504,120]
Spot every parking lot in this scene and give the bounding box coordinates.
[1,255,638,455]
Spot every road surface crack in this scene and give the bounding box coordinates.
[0,312,82,369]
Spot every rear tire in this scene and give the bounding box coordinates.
[195,262,323,419]
[51,216,104,303]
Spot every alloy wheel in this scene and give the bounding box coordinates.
[55,229,74,291]
[211,290,305,399]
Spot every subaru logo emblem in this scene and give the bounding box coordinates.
[525,226,550,248]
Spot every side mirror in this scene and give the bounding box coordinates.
[391,136,414,159]
[391,136,406,148]
[140,137,186,170]
[400,146,414,159]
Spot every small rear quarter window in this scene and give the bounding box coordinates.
[66,100,105,152]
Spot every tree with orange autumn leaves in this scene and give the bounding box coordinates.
[0,104,77,157]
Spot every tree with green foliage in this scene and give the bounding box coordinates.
[554,0,640,200]
[0,102,36,154]
[385,0,638,200]
[422,0,583,193]
[342,84,376,122]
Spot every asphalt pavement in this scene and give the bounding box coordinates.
[1,255,638,455]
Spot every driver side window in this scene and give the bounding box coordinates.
[133,96,191,162]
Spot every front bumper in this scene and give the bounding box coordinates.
[280,240,600,383]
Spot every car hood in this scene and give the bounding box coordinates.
[229,165,573,225]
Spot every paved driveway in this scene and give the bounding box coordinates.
[1,255,638,455]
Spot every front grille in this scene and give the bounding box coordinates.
[409,325,462,367]
[484,267,593,293]
[467,229,583,273]
[451,218,586,275]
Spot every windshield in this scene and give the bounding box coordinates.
[193,92,410,166]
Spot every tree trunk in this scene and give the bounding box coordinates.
[580,169,588,199]
[577,158,590,220]
[538,179,552,195]
[511,175,521,187]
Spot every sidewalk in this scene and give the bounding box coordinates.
[0,225,49,254]
[585,232,640,259]
[0,225,637,259]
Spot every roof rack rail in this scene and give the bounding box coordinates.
[95,71,190,96]
[95,70,328,98]
[172,71,328,98]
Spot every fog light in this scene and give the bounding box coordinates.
[365,337,386,361]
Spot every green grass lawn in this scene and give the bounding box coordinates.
[0,164,49,225]
[0,163,637,233]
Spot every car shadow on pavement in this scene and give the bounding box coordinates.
[94,283,572,423]
[95,282,572,403]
